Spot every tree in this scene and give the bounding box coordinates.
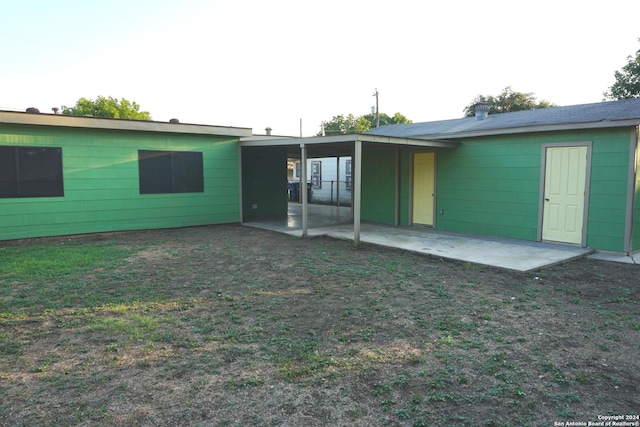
[463,87,555,117]
[319,112,412,136]
[62,96,152,120]
[604,41,640,100]
[362,112,412,128]
[319,114,370,136]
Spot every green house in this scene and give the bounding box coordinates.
[2,98,640,257]
[241,99,640,255]
[0,111,251,240]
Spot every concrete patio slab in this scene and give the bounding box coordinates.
[243,204,595,272]
[315,224,593,271]
[588,251,639,265]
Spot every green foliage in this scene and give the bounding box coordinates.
[604,40,640,100]
[320,114,370,136]
[62,96,152,120]
[318,112,412,135]
[463,86,555,117]
[362,112,412,128]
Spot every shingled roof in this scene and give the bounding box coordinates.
[366,98,640,140]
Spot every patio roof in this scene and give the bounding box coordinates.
[240,133,457,158]
[240,134,457,247]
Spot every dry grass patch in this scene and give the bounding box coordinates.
[1,224,638,426]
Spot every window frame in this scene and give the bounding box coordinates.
[345,159,352,190]
[138,150,204,194]
[0,145,64,198]
[310,160,322,189]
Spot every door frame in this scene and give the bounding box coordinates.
[537,141,592,246]
[410,150,437,226]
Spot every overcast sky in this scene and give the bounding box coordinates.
[1,0,639,136]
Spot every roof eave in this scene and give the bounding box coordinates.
[0,111,253,137]
[410,119,640,140]
[240,133,457,149]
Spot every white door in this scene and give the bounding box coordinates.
[542,146,587,244]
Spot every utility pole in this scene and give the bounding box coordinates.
[372,88,380,128]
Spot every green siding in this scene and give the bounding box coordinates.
[0,124,240,241]
[585,128,632,251]
[398,149,412,226]
[361,146,396,224]
[436,136,540,241]
[433,128,633,251]
[241,146,287,220]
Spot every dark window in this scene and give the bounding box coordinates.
[138,150,203,194]
[0,146,64,198]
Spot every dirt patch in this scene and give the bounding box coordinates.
[0,224,638,426]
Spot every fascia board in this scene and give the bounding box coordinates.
[0,111,252,137]
[240,133,457,148]
[412,119,640,140]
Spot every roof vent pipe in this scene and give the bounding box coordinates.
[474,102,490,121]
[265,127,272,136]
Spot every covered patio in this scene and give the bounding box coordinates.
[239,133,456,245]
[239,133,596,271]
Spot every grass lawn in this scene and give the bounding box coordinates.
[0,224,638,426]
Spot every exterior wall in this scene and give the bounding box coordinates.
[435,128,633,251]
[359,146,432,227]
[585,128,633,251]
[291,157,352,205]
[398,149,412,226]
[242,146,288,220]
[361,146,397,224]
[436,135,541,241]
[0,124,240,241]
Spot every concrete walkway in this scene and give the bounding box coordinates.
[243,204,598,272]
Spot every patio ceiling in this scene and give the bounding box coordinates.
[240,133,458,158]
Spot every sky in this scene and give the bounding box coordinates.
[1,0,639,137]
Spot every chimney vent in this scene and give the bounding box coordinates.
[474,102,490,121]
[169,118,180,124]
[52,107,60,114]
[265,127,272,136]
[26,107,40,114]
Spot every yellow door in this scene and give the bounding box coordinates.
[413,152,435,225]
[542,146,587,244]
